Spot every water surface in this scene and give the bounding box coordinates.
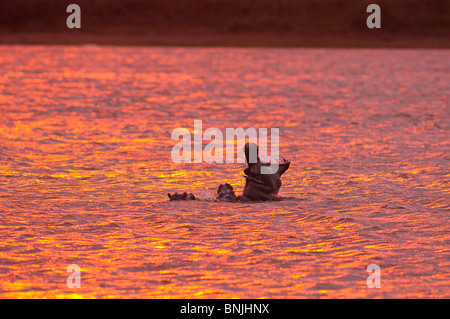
[0,46,448,298]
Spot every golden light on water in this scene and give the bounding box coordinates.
[0,46,448,298]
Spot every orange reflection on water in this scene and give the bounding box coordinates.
[0,46,448,298]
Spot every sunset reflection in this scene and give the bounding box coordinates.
[0,46,448,299]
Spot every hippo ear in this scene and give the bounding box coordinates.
[225,183,233,190]
[217,184,224,193]
[167,193,172,199]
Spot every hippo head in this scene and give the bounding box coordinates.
[217,183,237,202]
[168,192,196,201]
[217,183,233,194]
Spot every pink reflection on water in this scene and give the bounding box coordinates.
[0,46,448,298]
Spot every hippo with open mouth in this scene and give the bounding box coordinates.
[240,142,290,201]
[167,142,290,202]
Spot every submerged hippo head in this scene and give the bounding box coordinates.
[167,192,196,201]
[217,183,237,202]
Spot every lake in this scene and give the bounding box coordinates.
[0,46,448,298]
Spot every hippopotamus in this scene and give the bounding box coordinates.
[240,142,290,201]
[168,185,237,202]
[217,183,238,202]
[167,142,290,202]
[167,192,196,201]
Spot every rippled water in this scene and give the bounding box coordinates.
[0,46,448,298]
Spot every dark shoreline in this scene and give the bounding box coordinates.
[0,0,448,49]
[1,32,448,49]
